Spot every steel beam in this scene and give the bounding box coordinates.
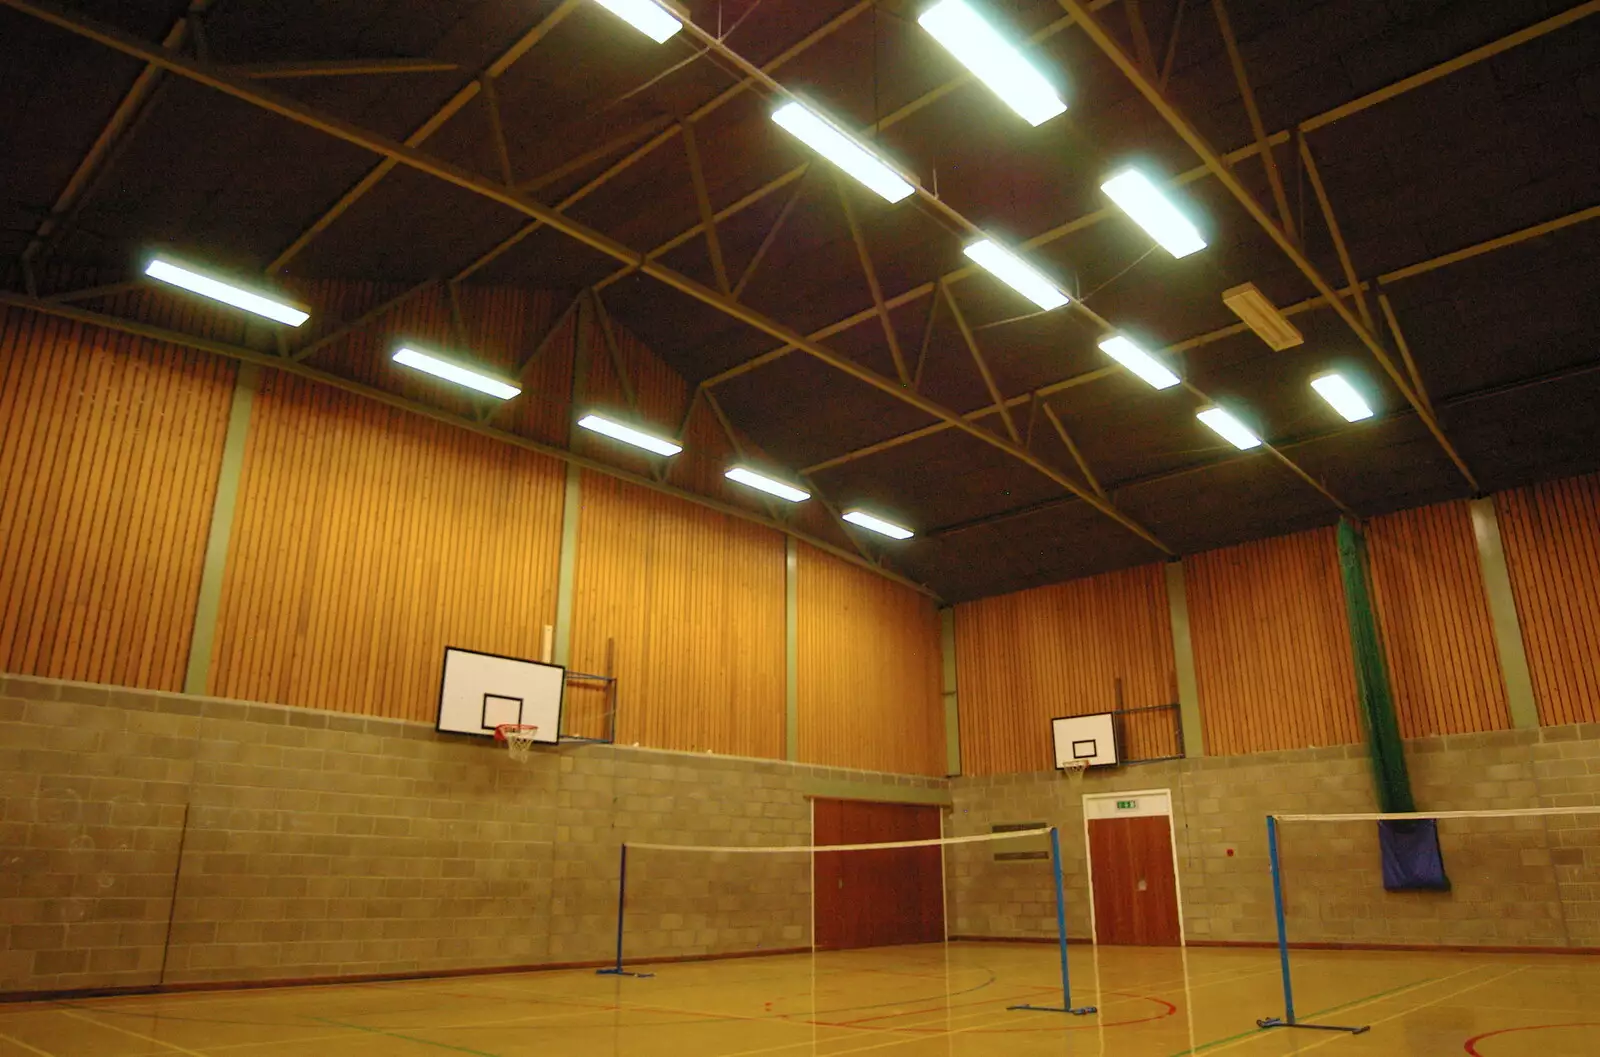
[519,115,674,195]
[941,280,1020,444]
[702,7,1591,389]
[1376,294,1432,418]
[733,167,809,300]
[839,177,911,386]
[225,58,460,78]
[1042,403,1105,500]
[451,2,873,285]
[1298,136,1373,330]
[267,0,581,271]
[590,289,639,413]
[1212,0,1295,242]
[1055,0,1478,491]
[292,277,438,362]
[480,75,515,186]
[681,122,731,295]
[0,288,939,600]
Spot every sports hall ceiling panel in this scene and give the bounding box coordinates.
[3,0,1597,601]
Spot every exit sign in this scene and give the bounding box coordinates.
[1116,799,1138,810]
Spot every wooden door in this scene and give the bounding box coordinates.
[813,799,944,950]
[1088,814,1181,945]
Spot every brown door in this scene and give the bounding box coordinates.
[813,799,944,950]
[1087,814,1181,945]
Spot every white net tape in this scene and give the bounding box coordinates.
[626,826,1050,855]
[1273,805,1600,823]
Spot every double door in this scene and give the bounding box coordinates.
[813,799,944,950]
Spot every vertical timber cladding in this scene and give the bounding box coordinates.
[1497,473,1600,725]
[954,564,1175,776]
[568,473,786,757]
[1363,500,1511,736]
[796,544,944,776]
[1185,527,1363,756]
[0,303,235,690]
[208,371,565,721]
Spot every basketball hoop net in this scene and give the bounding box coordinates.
[1060,759,1089,784]
[494,724,540,762]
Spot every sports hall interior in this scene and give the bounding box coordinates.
[1,0,1597,1054]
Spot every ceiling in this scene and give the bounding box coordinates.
[3,0,1597,601]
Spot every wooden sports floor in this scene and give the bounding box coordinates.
[1,943,1594,1056]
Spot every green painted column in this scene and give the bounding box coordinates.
[1163,561,1205,757]
[183,362,259,695]
[940,607,961,776]
[785,536,799,762]
[552,298,593,669]
[1469,497,1539,728]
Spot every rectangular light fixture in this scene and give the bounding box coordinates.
[1221,282,1304,351]
[1196,407,1262,450]
[963,239,1069,311]
[917,0,1066,126]
[393,346,520,399]
[1311,372,1374,422]
[725,467,810,503]
[1098,335,1179,390]
[842,510,914,540]
[577,413,682,456]
[771,102,914,203]
[591,0,681,43]
[144,257,309,326]
[1100,169,1207,258]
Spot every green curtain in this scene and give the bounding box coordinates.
[1336,518,1415,814]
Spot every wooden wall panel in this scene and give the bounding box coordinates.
[1365,501,1509,737]
[208,372,565,721]
[797,544,943,776]
[0,305,234,690]
[568,472,785,757]
[954,564,1175,776]
[1186,527,1362,756]
[1497,473,1600,726]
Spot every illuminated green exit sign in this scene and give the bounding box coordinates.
[1116,800,1138,810]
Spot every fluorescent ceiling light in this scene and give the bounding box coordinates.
[1196,407,1262,450]
[1222,282,1304,351]
[1311,373,1374,422]
[577,413,682,456]
[725,467,810,503]
[917,0,1066,126]
[771,102,914,204]
[591,0,681,42]
[842,510,914,540]
[393,346,520,399]
[1100,169,1207,258]
[963,239,1069,311]
[1098,335,1180,390]
[144,257,309,326]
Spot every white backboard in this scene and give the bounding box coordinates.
[1051,712,1119,769]
[435,647,564,744]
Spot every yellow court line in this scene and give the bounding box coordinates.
[0,1031,62,1057]
[58,1009,217,1057]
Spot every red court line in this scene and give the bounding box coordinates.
[1464,1022,1600,1055]
[814,990,1176,1034]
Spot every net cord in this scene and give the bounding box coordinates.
[1272,806,1600,823]
[623,827,1050,855]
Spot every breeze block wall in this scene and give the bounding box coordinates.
[0,674,940,995]
[947,724,1600,950]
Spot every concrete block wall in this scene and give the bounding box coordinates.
[0,674,940,994]
[947,725,1600,949]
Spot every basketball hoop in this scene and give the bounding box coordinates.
[494,724,540,762]
[1060,759,1089,785]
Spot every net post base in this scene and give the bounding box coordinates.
[1008,1003,1096,1016]
[596,967,654,978]
[1256,1016,1368,1034]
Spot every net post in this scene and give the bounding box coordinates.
[597,842,653,978]
[1008,826,1096,1016]
[1256,814,1368,1034]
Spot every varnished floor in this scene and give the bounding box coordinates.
[1,943,1596,1056]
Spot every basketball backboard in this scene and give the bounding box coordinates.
[1051,712,1119,769]
[435,646,563,744]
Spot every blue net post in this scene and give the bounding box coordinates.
[597,842,652,978]
[1257,815,1367,1034]
[1008,826,1095,1016]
